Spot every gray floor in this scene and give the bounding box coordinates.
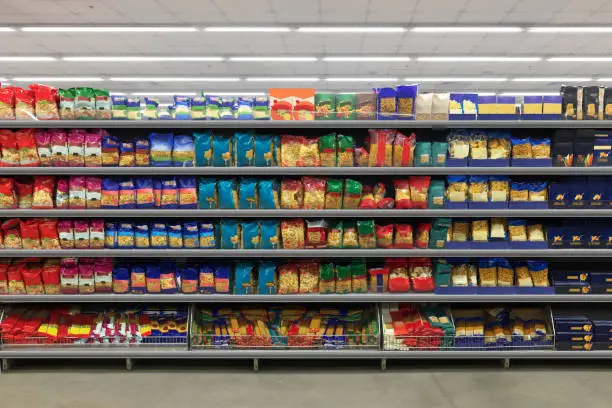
[0,362,611,408]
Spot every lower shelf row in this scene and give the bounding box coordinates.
[0,303,606,352]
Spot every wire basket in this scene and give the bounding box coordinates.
[0,334,188,349]
[383,334,554,351]
[191,332,379,350]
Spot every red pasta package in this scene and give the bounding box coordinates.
[16,129,41,166]
[67,129,85,167]
[392,131,416,167]
[359,185,376,209]
[0,261,8,294]
[7,263,26,294]
[35,130,52,166]
[368,129,395,167]
[50,130,68,167]
[14,87,35,120]
[0,87,15,120]
[0,177,17,209]
[302,176,326,209]
[15,180,33,209]
[2,219,22,249]
[408,176,431,209]
[86,177,102,209]
[74,220,90,249]
[42,259,61,294]
[305,219,327,249]
[20,219,41,249]
[39,219,61,249]
[394,179,412,209]
[0,130,20,167]
[32,176,55,209]
[55,178,69,209]
[394,224,413,249]
[387,258,410,293]
[377,197,395,209]
[58,220,74,249]
[69,176,86,209]
[84,132,102,167]
[409,258,434,292]
[22,264,44,295]
[376,224,394,248]
[30,83,60,120]
[415,222,431,249]
[89,219,104,249]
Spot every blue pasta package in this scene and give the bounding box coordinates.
[194,131,213,166]
[182,221,199,248]
[134,222,150,248]
[198,178,217,209]
[117,222,135,248]
[239,178,258,209]
[218,179,238,209]
[172,134,195,167]
[258,179,279,209]
[258,261,277,294]
[220,219,240,249]
[212,134,233,166]
[260,220,280,249]
[149,133,173,167]
[254,134,277,166]
[198,222,216,249]
[173,95,192,120]
[234,131,254,166]
[150,221,168,249]
[178,176,197,209]
[242,220,261,249]
[168,222,183,249]
[234,262,254,294]
[135,178,154,209]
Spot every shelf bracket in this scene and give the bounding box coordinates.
[1,358,9,373]
[126,358,133,371]
[253,358,259,372]
[380,358,387,371]
[503,358,510,369]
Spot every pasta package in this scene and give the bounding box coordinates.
[368,129,395,167]
[280,179,303,209]
[0,130,20,167]
[280,135,302,167]
[0,178,16,209]
[469,176,489,202]
[531,139,551,159]
[32,176,55,209]
[118,141,135,167]
[342,179,362,209]
[392,131,416,167]
[254,134,277,167]
[298,137,320,167]
[238,178,258,209]
[281,219,305,249]
[234,132,254,167]
[16,129,40,167]
[319,133,337,167]
[488,131,511,159]
[408,176,430,209]
[337,135,355,167]
[258,179,279,209]
[149,133,174,167]
[194,132,213,167]
[447,131,470,159]
[489,176,509,202]
[305,219,327,249]
[394,179,412,209]
[198,178,217,209]
[218,179,238,209]
[84,132,102,167]
[178,176,198,209]
[446,176,468,202]
[173,135,195,167]
[30,84,60,120]
[0,87,15,120]
[302,176,326,210]
[469,131,488,160]
[325,179,343,209]
[511,137,532,159]
[35,130,51,166]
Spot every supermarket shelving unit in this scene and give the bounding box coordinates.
[2,118,612,372]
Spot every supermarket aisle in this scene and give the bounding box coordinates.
[1,367,611,408]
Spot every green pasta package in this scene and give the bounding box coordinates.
[319,263,336,294]
[319,133,337,167]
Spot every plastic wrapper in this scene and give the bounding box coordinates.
[393,131,416,166]
[281,219,305,249]
[337,135,355,167]
[302,176,326,209]
[280,179,303,209]
[368,129,395,167]
[342,179,362,209]
[469,131,488,160]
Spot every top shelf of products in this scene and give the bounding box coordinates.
[2,120,612,129]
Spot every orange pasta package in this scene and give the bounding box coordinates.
[393,131,416,166]
[32,176,55,209]
[368,129,395,167]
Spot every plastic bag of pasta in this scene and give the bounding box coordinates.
[218,179,238,209]
[368,129,395,167]
[342,179,362,209]
[258,179,279,209]
[337,135,355,167]
[302,176,326,210]
[280,135,301,167]
[299,137,320,167]
[392,131,416,166]
[280,179,303,209]
[281,219,305,249]
[319,133,337,167]
[327,220,344,248]
[325,179,343,209]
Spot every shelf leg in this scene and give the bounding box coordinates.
[126,358,133,371]
[503,358,510,369]
[1,358,9,373]
[380,358,387,371]
[253,358,259,372]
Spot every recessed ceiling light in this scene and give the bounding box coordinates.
[512,77,593,82]
[499,92,560,96]
[418,56,542,62]
[403,77,507,82]
[63,56,223,62]
[204,27,291,32]
[229,57,318,62]
[12,76,104,82]
[547,57,612,62]
[21,26,197,32]
[246,77,320,82]
[130,92,198,96]
[297,26,405,33]
[0,56,57,61]
[325,77,398,82]
[109,77,240,82]
[323,56,411,61]
[529,27,612,33]
[412,26,522,33]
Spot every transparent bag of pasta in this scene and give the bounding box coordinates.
[368,129,395,167]
[302,177,326,210]
[280,135,302,167]
[392,131,416,166]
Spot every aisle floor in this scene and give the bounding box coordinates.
[0,361,611,408]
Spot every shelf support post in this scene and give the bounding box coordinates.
[253,358,259,372]
[380,358,387,371]
[126,358,133,371]
[503,358,510,369]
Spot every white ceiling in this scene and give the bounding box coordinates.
[1,0,612,93]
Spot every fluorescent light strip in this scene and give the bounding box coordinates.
[412,26,522,33]
[548,57,612,62]
[500,92,560,96]
[597,78,612,82]
[418,56,542,62]
[529,27,612,33]
[204,27,290,32]
[131,92,198,96]
[403,77,507,82]
[109,77,240,82]
[246,77,320,82]
[297,26,405,33]
[513,77,593,82]
[21,26,197,32]
[229,57,317,62]
[0,78,9,82]
[0,28,14,32]
[325,77,398,82]
[323,56,410,62]
[12,76,104,82]
[63,56,223,62]
[0,56,56,61]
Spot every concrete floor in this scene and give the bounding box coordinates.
[0,361,611,408]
